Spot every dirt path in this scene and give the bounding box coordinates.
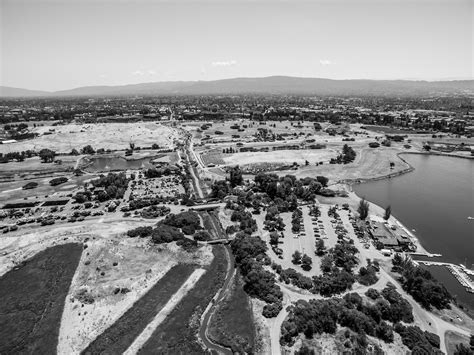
[123,268,206,355]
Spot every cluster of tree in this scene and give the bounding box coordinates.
[291,208,303,233]
[125,196,166,211]
[127,226,153,238]
[49,177,68,186]
[394,323,442,354]
[291,251,313,271]
[193,230,212,241]
[140,205,171,219]
[39,148,56,163]
[330,144,357,164]
[357,259,380,286]
[254,173,325,211]
[143,167,174,179]
[231,208,258,235]
[210,180,231,199]
[0,150,35,163]
[271,264,313,290]
[161,211,201,235]
[126,212,200,251]
[392,253,452,310]
[282,285,419,350]
[315,239,326,256]
[81,145,96,155]
[230,232,283,318]
[312,241,359,296]
[22,182,38,190]
[264,206,285,232]
[357,198,370,220]
[90,172,129,201]
[222,147,237,154]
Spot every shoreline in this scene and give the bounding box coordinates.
[346,151,473,267]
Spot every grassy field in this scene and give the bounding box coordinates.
[140,245,227,354]
[445,331,471,355]
[223,148,336,166]
[208,272,256,354]
[0,243,83,354]
[0,173,94,204]
[81,263,197,354]
[201,119,320,141]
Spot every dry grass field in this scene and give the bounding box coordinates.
[0,122,179,154]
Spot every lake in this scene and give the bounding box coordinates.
[84,156,155,172]
[354,154,474,308]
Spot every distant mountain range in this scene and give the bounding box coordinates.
[1,76,473,98]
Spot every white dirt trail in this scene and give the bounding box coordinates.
[123,268,206,355]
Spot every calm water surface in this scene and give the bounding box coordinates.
[354,154,474,307]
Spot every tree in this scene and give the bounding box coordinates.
[39,148,55,163]
[454,343,473,355]
[292,250,302,265]
[269,232,279,246]
[384,205,391,220]
[315,239,326,256]
[358,198,370,220]
[70,148,80,156]
[81,145,95,155]
[316,176,329,187]
[301,254,312,271]
[229,165,243,187]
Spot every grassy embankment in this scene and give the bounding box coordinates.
[81,263,197,354]
[208,273,256,353]
[0,243,83,354]
[139,245,227,354]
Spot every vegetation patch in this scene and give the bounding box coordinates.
[42,199,69,206]
[140,246,227,354]
[82,264,197,355]
[0,243,83,354]
[2,201,38,209]
[208,273,256,354]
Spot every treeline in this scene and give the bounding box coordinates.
[126,211,202,250]
[74,172,129,203]
[282,284,440,354]
[230,233,283,318]
[313,241,361,296]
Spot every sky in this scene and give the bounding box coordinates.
[0,0,472,91]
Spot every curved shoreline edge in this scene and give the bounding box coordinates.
[345,151,473,263]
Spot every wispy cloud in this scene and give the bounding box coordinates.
[99,74,107,78]
[147,69,157,75]
[131,70,145,76]
[319,59,332,66]
[211,60,237,67]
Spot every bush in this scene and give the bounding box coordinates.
[194,230,211,241]
[49,177,68,186]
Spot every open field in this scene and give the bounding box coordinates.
[223,148,337,166]
[0,122,179,154]
[81,264,198,354]
[0,172,94,203]
[140,245,227,354]
[208,273,256,354]
[279,146,412,182]
[0,243,83,354]
[0,155,79,177]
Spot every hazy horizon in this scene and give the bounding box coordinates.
[1,0,473,91]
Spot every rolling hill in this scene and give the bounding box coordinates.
[1,76,472,98]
